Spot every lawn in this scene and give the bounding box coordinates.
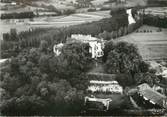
[118,25,167,61]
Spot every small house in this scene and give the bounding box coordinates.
[53,43,64,56]
[153,84,165,95]
[11,1,16,5]
[84,96,112,111]
[137,83,151,91]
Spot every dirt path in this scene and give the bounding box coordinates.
[89,61,105,73]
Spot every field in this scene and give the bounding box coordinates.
[0,10,110,40]
[126,0,147,7]
[145,7,167,16]
[118,25,167,61]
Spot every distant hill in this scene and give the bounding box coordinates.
[5,0,166,14]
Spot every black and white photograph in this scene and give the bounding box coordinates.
[0,0,167,116]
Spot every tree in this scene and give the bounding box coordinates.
[1,73,21,93]
[46,79,84,115]
[10,28,18,41]
[103,40,115,62]
[28,48,40,64]
[116,74,133,88]
[98,31,112,40]
[51,42,93,79]
[0,41,90,115]
[139,61,149,73]
[110,7,128,29]
[104,41,147,84]
[134,72,157,87]
[69,73,89,90]
[109,94,133,110]
[39,40,49,53]
[39,54,50,73]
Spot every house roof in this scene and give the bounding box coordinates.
[90,80,118,84]
[71,34,99,41]
[137,83,151,90]
[162,69,167,78]
[55,43,64,48]
[0,59,8,64]
[139,88,166,107]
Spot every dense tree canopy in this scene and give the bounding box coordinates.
[143,15,167,28]
[103,41,149,85]
[110,7,128,29]
[49,42,93,79]
[0,7,149,115]
[134,72,158,87]
[0,41,93,115]
[104,41,142,73]
[1,10,133,59]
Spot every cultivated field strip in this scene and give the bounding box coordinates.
[119,25,167,61]
[0,10,110,40]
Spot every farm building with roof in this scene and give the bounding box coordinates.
[137,83,167,109]
[139,88,167,108]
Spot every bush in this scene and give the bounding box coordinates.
[98,31,112,40]
[143,15,167,28]
[63,9,76,15]
[1,12,34,19]
[88,8,96,12]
